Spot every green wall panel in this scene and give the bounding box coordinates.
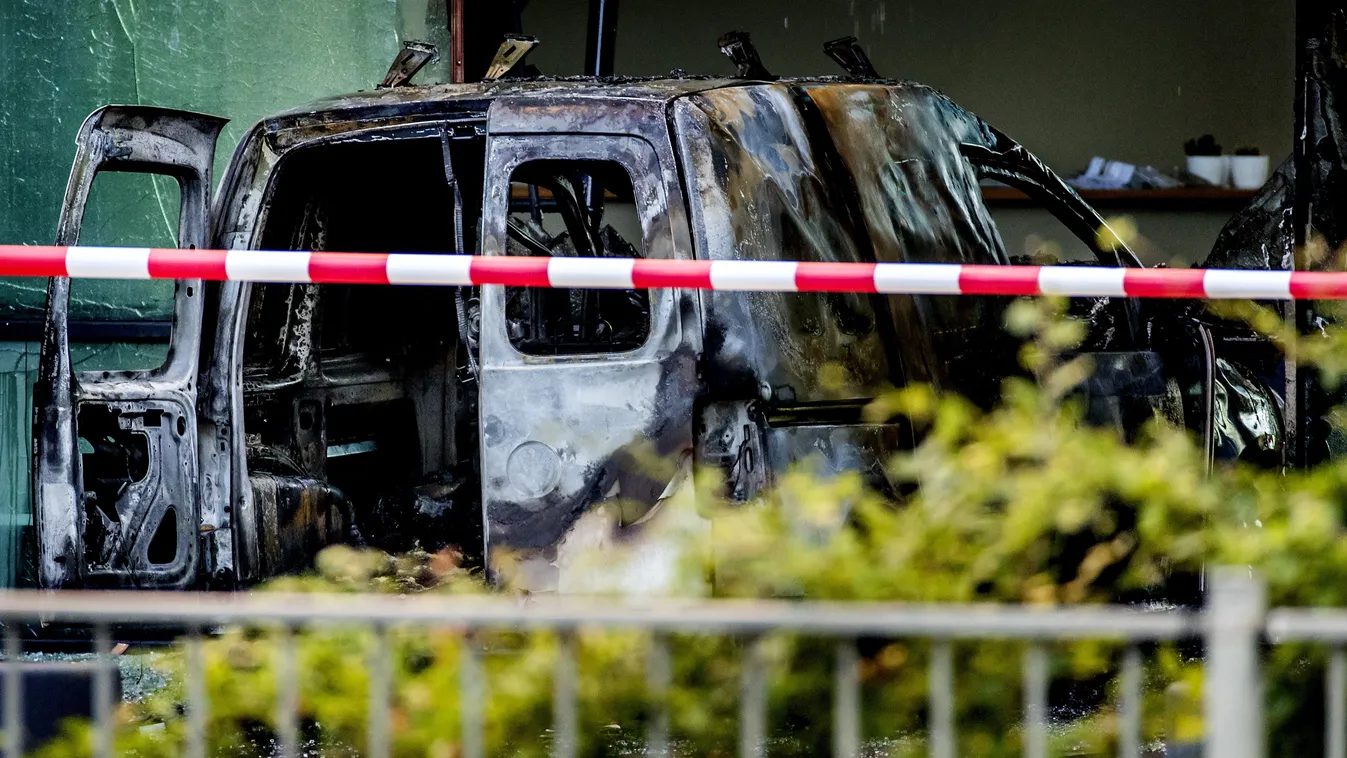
[0,345,37,590]
[1,0,411,253]
[0,0,450,586]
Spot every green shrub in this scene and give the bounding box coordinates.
[32,298,1347,757]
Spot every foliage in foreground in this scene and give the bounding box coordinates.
[33,300,1347,757]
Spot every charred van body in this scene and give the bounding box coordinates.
[30,76,1275,592]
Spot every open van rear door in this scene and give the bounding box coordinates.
[476,98,700,592]
[33,106,226,589]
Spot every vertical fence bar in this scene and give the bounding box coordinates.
[185,626,208,758]
[460,635,484,758]
[1119,646,1142,758]
[928,640,954,758]
[739,636,767,758]
[3,623,21,758]
[554,631,577,758]
[1022,644,1048,758]
[1329,647,1346,758]
[93,624,113,758]
[275,626,300,758]
[647,633,671,757]
[1204,569,1265,758]
[833,639,860,758]
[367,625,392,758]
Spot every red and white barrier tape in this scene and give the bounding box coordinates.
[2,245,1346,299]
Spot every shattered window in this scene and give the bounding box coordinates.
[505,160,650,356]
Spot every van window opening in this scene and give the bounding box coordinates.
[505,159,651,356]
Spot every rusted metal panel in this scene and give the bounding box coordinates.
[379,41,440,89]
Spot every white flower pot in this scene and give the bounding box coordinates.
[1230,155,1271,190]
[1187,155,1229,187]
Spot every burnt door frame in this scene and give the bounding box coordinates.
[476,97,700,582]
[208,119,485,584]
[1290,1,1347,467]
[34,105,226,589]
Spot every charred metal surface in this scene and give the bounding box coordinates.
[1204,162,1296,271]
[75,401,198,587]
[1198,3,1347,467]
[696,402,768,503]
[675,83,1016,404]
[478,99,698,571]
[257,79,719,152]
[1291,2,1347,466]
[35,106,224,589]
[1293,3,1347,255]
[1212,358,1285,466]
[38,77,1183,592]
[248,473,348,577]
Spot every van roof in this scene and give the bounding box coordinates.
[258,77,953,147]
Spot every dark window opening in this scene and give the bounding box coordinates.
[78,405,152,500]
[146,507,179,566]
[53,171,180,371]
[77,403,152,568]
[241,133,487,569]
[248,137,477,372]
[506,160,651,356]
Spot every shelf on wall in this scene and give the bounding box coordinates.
[982,187,1258,210]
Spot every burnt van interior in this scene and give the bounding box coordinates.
[246,135,479,563]
[241,133,649,568]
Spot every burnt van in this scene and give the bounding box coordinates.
[33,65,1193,592]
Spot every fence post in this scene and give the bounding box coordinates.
[739,636,768,758]
[1204,568,1266,758]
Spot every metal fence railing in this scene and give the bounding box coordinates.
[0,568,1343,758]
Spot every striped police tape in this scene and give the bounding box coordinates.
[0,245,1343,300]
